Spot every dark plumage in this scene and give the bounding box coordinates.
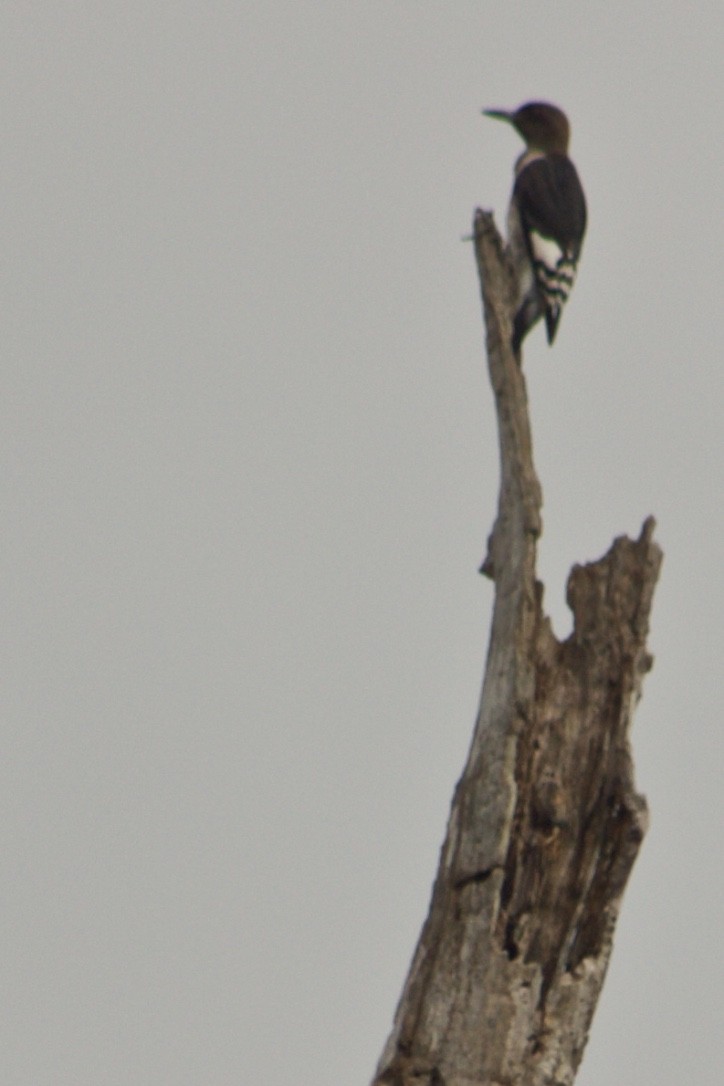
[484,102,587,353]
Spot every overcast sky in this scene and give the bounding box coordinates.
[2,4,723,1084]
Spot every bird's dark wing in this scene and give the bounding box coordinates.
[513,154,587,251]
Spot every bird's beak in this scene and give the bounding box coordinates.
[482,109,513,124]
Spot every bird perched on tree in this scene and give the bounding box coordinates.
[483,101,587,354]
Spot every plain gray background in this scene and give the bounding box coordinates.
[2,4,722,1083]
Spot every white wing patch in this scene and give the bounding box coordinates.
[530,231,564,270]
[529,229,577,306]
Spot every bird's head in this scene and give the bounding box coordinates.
[483,101,571,154]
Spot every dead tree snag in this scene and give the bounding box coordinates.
[372,210,662,1086]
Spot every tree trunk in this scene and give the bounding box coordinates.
[372,210,662,1086]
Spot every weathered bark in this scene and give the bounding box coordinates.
[372,210,662,1086]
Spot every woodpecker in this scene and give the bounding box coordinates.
[484,101,587,353]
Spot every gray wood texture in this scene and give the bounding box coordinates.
[372,211,662,1086]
